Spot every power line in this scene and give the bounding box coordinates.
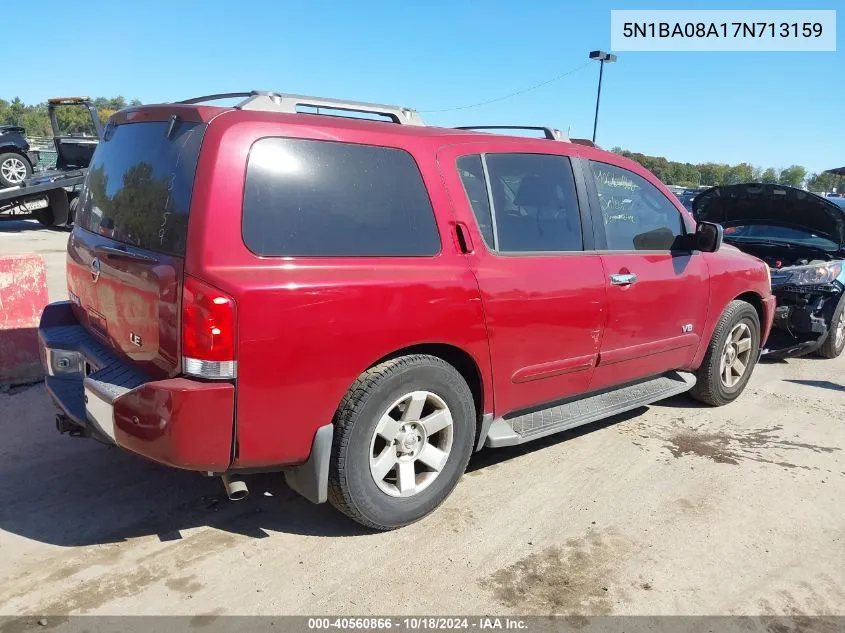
[419,62,592,113]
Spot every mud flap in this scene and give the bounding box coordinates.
[284,424,333,504]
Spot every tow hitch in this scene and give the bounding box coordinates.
[55,413,90,438]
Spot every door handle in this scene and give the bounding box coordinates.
[609,273,637,286]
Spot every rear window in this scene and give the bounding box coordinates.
[242,137,440,257]
[76,120,205,256]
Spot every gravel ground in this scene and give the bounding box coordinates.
[0,220,843,617]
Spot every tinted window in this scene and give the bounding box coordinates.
[484,153,582,252]
[590,161,684,251]
[456,155,494,247]
[242,138,440,257]
[77,120,205,256]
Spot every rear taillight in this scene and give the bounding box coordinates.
[181,275,237,379]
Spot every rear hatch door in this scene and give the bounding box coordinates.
[67,117,206,379]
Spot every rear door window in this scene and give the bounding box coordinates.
[456,153,582,253]
[76,120,205,256]
[242,138,440,257]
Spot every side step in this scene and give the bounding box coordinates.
[484,371,696,448]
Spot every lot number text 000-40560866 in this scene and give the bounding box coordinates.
[610,10,836,51]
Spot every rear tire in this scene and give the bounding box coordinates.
[328,354,476,531]
[33,205,55,226]
[690,300,760,406]
[67,195,79,226]
[0,152,32,188]
[35,189,69,227]
[816,298,845,359]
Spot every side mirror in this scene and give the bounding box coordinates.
[695,221,723,253]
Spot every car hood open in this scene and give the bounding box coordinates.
[692,183,845,247]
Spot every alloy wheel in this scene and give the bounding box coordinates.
[720,322,753,388]
[1,157,27,185]
[369,390,454,498]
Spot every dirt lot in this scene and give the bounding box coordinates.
[1,220,844,617]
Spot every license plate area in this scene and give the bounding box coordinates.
[87,308,108,340]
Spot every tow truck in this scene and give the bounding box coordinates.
[0,97,102,227]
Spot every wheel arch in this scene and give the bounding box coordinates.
[734,291,765,342]
[0,145,28,155]
[371,342,486,424]
[286,342,490,509]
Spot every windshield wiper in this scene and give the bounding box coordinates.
[94,244,158,263]
[725,238,836,256]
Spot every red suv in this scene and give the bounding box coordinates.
[39,91,775,530]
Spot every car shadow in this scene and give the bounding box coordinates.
[0,385,369,546]
[783,379,845,393]
[467,407,645,472]
[1,387,650,547]
[647,393,708,409]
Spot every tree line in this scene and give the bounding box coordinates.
[611,147,844,194]
[0,96,141,138]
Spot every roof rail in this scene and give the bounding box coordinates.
[176,91,269,105]
[455,125,569,142]
[175,90,425,126]
[47,96,92,104]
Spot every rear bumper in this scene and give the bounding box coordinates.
[39,302,235,471]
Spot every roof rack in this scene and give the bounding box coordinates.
[455,125,568,142]
[175,91,425,126]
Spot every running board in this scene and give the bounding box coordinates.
[484,371,696,448]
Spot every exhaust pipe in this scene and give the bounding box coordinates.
[221,473,249,501]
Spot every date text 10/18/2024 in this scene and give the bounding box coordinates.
[307,618,528,630]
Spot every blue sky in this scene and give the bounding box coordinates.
[14,0,843,174]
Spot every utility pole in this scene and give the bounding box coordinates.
[589,51,617,144]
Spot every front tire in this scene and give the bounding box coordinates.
[816,298,845,359]
[690,300,761,406]
[328,355,476,530]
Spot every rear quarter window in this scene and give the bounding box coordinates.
[242,138,441,257]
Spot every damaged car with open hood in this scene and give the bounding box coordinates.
[693,183,845,359]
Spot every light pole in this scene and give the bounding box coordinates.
[589,50,617,144]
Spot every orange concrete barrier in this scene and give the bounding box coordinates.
[0,255,49,386]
